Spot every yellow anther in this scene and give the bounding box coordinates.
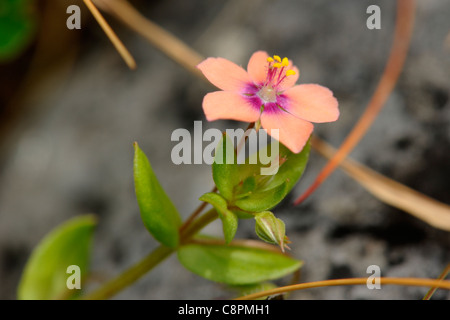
[273,62,282,68]
[273,55,281,62]
[267,57,274,63]
[281,57,289,67]
[286,69,296,77]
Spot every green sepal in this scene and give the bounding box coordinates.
[254,211,289,251]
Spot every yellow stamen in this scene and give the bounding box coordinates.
[281,57,289,67]
[267,57,274,63]
[273,55,281,62]
[273,62,282,68]
[286,69,296,77]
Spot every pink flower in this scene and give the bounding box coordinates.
[197,51,339,153]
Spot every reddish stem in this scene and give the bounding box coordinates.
[294,0,416,205]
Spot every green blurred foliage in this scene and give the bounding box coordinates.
[0,0,37,62]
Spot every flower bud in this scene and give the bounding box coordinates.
[254,211,290,252]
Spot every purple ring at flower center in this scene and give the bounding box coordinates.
[241,83,290,114]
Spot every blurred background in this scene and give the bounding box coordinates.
[0,0,449,299]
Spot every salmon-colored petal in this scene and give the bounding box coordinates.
[284,84,339,123]
[247,51,269,85]
[278,63,299,91]
[203,91,261,123]
[197,57,252,91]
[261,111,313,154]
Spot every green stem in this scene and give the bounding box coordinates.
[180,208,218,243]
[82,245,174,300]
[82,208,218,300]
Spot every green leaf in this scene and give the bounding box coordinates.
[177,243,302,285]
[17,215,96,300]
[199,192,238,244]
[234,181,287,212]
[133,142,181,248]
[262,141,311,195]
[233,176,257,200]
[228,139,310,213]
[0,0,37,62]
[212,134,240,201]
[210,134,310,213]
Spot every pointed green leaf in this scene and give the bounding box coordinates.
[133,142,181,248]
[17,215,96,300]
[199,192,238,244]
[177,243,302,285]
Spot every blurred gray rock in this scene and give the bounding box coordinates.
[0,0,449,299]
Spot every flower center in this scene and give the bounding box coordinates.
[256,55,296,103]
[258,86,277,103]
